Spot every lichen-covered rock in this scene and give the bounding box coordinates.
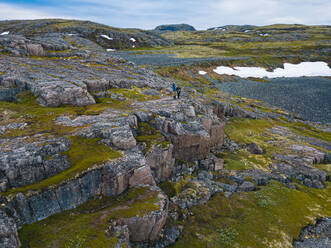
[107,222,132,248]
[293,218,331,248]
[237,181,256,192]
[171,176,222,209]
[57,114,138,150]
[0,34,45,57]
[247,142,264,154]
[0,136,71,192]
[199,153,224,171]
[134,99,225,162]
[120,186,168,242]
[28,80,96,107]
[0,208,20,248]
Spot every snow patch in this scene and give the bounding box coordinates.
[0,31,9,35]
[198,70,207,75]
[107,48,116,52]
[67,34,78,36]
[100,34,113,40]
[213,62,331,78]
[130,38,136,42]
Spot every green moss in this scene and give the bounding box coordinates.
[174,181,331,248]
[158,181,177,198]
[0,92,86,138]
[19,186,160,248]
[3,136,121,196]
[135,122,164,154]
[217,227,239,247]
[225,118,273,145]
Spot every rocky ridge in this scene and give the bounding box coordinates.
[0,20,330,248]
[0,19,172,50]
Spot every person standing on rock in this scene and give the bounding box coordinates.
[172,82,177,99]
[176,87,181,99]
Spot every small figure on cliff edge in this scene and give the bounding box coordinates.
[176,87,181,99]
[172,82,177,99]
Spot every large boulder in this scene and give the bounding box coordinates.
[247,142,264,154]
[28,80,96,107]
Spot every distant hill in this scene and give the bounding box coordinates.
[208,25,257,32]
[0,19,172,49]
[154,24,196,32]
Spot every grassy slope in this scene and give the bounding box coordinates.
[174,181,331,248]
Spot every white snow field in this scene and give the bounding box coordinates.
[0,31,9,35]
[100,34,113,40]
[213,62,331,78]
[198,71,207,75]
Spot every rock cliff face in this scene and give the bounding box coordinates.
[0,207,20,248]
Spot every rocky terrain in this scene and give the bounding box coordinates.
[0,20,330,248]
[0,19,172,51]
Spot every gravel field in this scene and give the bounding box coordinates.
[215,77,331,123]
[112,52,331,123]
[112,51,247,66]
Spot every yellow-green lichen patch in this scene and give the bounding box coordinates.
[0,92,87,138]
[221,150,272,171]
[19,186,160,248]
[174,181,331,248]
[108,87,161,102]
[314,164,331,176]
[88,88,161,115]
[225,118,273,145]
[3,136,122,196]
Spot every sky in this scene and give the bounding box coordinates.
[0,0,330,30]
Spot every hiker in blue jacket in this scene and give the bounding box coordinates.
[172,83,177,99]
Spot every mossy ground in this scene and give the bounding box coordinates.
[19,187,160,248]
[173,181,331,248]
[135,121,168,154]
